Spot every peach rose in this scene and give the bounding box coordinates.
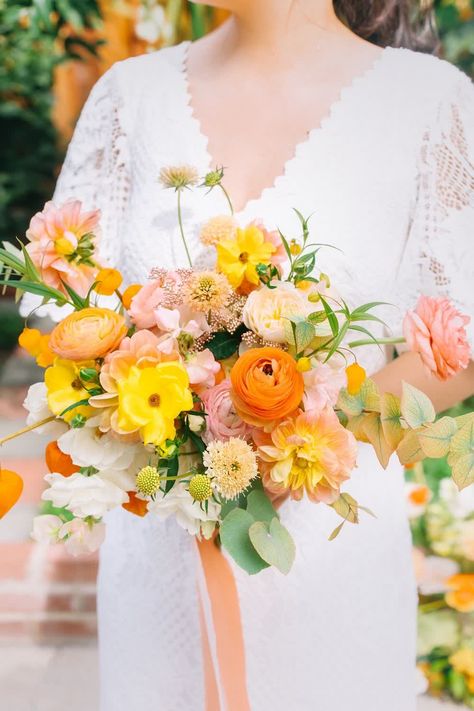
[49,307,127,361]
[230,346,304,427]
[242,282,311,344]
[403,296,471,380]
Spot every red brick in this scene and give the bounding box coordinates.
[44,547,98,583]
[0,617,97,641]
[0,592,96,614]
[0,542,32,581]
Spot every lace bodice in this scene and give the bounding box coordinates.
[49,43,474,711]
[53,42,474,376]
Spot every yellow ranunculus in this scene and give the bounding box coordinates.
[45,358,95,422]
[216,224,276,290]
[116,363,193,446]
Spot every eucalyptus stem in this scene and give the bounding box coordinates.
[219,183,234,216]
[177,188,193,268]
[348,336,405,349]
[0,415,56,446]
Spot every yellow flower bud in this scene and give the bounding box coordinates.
[296,357,312,373]
[289,240,302,256]
[346,363,366,395]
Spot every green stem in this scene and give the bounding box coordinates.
[177,189,193,268]
[419,599,447,613]
[219,183,234,216]
[348,336,406,348]
[159,473,192,482]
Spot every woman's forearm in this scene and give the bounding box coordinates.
[371,351,474,413]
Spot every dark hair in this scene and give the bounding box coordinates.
[334,0,439,52]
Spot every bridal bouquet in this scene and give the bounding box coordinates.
[0,165,472,575]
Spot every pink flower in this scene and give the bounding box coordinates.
[403,295,471,380]
[252,220,286,271]
[128,273,178,329]
[26,200,100,296]
[201,379,253,443]
[303,360,346,413]
[185,349,220,390]
[154,304,210,354]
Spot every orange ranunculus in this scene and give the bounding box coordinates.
[94,268,123,296]
[49,307,127,361]
[45,440,79,477]
[230,347,304,427]
[122,284,142,309]
[18,327,55,368]
[445,574,474,612]
[0,469,24,518]
[122,491,148,517]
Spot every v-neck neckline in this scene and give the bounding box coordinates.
[178,40,397,217]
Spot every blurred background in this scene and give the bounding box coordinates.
[0,1,473,709]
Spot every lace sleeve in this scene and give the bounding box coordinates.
[394,71,474,349]
[53,64,130,267]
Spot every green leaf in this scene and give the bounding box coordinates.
[248,518,296,575]
[337,388,363,417]
[328,521,345,541]
[359,378,381,412]
[60,280,87,309]
[0,279,66,303]
[205,325,246,360]
[246,490,278,524]
[285,317,315,352]
[331,492,359,524]
[59,398,90,417]
[380,392,404,449]
[397,430,425,466]
[351,301,392,314]
[21,244,41,281]
[451,453,474,491]
[362,412,393,468]
[307,310,327,324]
[319,295,339,337]
[400,382,436,429]
[220,508,269,575]
[418,416,458,459]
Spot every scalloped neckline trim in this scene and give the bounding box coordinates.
[178,40,399,217]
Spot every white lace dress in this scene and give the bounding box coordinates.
[52,42,474,711]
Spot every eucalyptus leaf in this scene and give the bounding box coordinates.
[246,490,278,524]
[220,508,269,575]
[248,518,296,575]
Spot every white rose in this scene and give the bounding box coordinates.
[148,482,220,536]
[59,518,106,556]
[42,472,127,519]
[242,283,311,344]
[23,382,67,437]
[31,514,63,544]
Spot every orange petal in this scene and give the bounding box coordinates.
[45,440,79,477]
[122,491,148,517]
[0,469,24,518]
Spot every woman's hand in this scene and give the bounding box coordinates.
[372,351,474,412]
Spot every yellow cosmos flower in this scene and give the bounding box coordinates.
[216,224,276,290]
[45,358,95,422]
[116,363,193,446]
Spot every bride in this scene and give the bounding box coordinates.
[52,1,474,709]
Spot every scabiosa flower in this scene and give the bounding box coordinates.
[203,438,258,500]
[159,165,199,190]
[183,271,232,313]
[200,215,237,246]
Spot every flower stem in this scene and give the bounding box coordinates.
[348,336,406,349]
[0,416,56,446]
[219,184,234,215]
[419,599,447,613]
[177,188,193,268]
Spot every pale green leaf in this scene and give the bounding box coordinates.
[245,490,278,524]
[331,493,359,524]
[328,521,345,541]
[400,382,436,429]
[451,453,474,491]
[220,508,269,575]
[337,388,363,417]
[359,378,380,412]
[363,412,393,468]
[418,416,458,459]
[248,518,296,575]
[380,392,404,449]
[397,429,425,466]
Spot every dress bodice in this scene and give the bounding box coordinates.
[52,41,474,374]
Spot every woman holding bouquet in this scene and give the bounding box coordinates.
[51,1,474,709]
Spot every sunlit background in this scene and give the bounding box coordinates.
[0,1,474,709]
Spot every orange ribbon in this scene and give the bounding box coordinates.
[197,538,251,711]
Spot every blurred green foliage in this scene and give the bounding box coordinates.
[436,0,474,77]
[0,0,102,242]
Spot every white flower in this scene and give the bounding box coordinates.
[147,482,220,537]
[404,482,432,519]
[459,520,474,561]
[59,518,106,556]
[188,414,206,434]
[242,283,311,344]
[42,472,127,519]
[412,548,459,595]
[439,478,474,519]
[31,514,63,544]
[135,3,172,44]
[23,382,67,437]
